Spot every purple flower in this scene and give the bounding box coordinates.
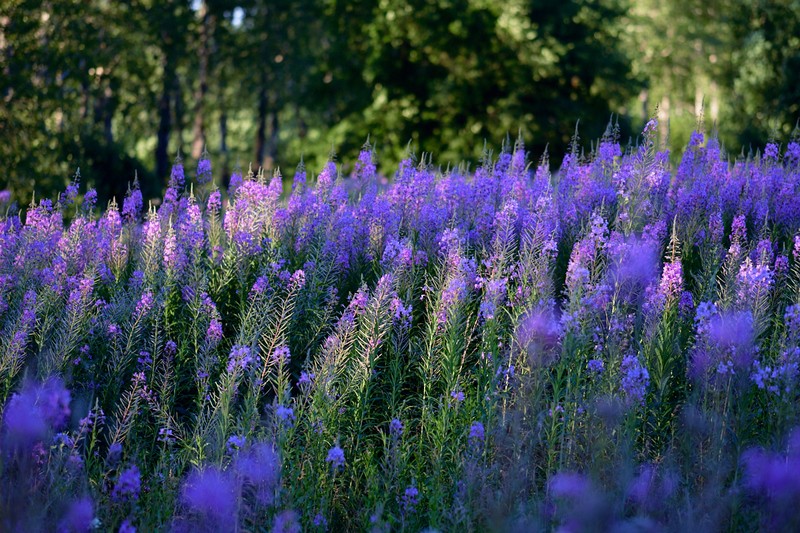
[272,510,301,533]
[450,390,465,403]
[658,260,684,303]
[610,236,659,287]
[196,157,212,185]
[165,340,178,355]
[250,276,269,298]
[112,465,141,502]
[587,359,604,374]
[207,189,222,212]
[741,437,800,528]
[135,291,154,317]
[38,378,71,428]
[275,405,295,426]
[737,258,773,303]
[228,169,243,195]
[326,445,345,469]
[312,513,328,529]
[390,296,413,326]
[119,519,136,533]
[517,307,562,364]
[235,442,280,505]
[163,226,182,272]
[80,407,106,432]
[206,317,223,344]
[730,214,747,256]
[122,185,143,222]
[549,471,591,499]
[298,371,315,387]
[289,269,306,290]
[678,290,694,316]
[620,354,649,404]
[694,301,718,330]
[170,158,185,188]
[158,427,174,444]
[750,356,797,396]
[226,434,246,454]
[707,311,756,369]
[788,142,800,163]
[626,464,656,507]
[390,418,404,437]
[180,198,205,256]
[479,299,496,321]
[271,345,291,365]
[181,466,237,525]
[54,432,74,447]
[61,178,80,207]
[348,287,370,314]
[4,378,72,445]
[764,142,779,160]
[743,447,800,495]
[401,485,419,513]
[226,344,252,373]
[468,421,485,444]
[83,188,97,210]
[775,254,789,275]
[137,350,152,367]
[59,496,94,533]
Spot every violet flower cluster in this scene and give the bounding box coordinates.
[1,125,800,531]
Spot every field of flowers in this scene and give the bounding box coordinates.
[1,120,800,532]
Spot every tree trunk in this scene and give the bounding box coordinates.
[93,82,114,145]
[265,109,279,171]
[173,71,185,150]
[219,111,228,154]
[218,75,228,156]
[103,84,114,145]
[709,81,719,124]
[219,92,229,184]
[658,93,670,145]
[255,80,268,170]
[191,1,210,159]
[155,58,174,182]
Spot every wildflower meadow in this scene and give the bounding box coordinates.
[2,120,800,532]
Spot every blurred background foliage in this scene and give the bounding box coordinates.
[1,0,798,204]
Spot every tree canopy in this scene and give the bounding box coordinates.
[1,0,798,203]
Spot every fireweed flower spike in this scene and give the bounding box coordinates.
[196,147,212,185]
[171,152,185,188]
[326,444,345,470]
[121,175,143,223]
[180,466,237,528]
[389,418,404,437]
[112,465,141,502]
[207,188,222,212]
[2,130,800,530]
[234,441,280,506]
[401,485,419,514]
[468,421,485,446]
[620,354,650,405]
[58,496,94,533]
[272,510,302,533]
[226,344,252,373]
[226,435,245,454]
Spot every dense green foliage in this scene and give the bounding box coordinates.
[2,0,798,204]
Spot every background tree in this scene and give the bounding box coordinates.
[311,0,638,168]
[724,0,800,150]
[1,0,798,204]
